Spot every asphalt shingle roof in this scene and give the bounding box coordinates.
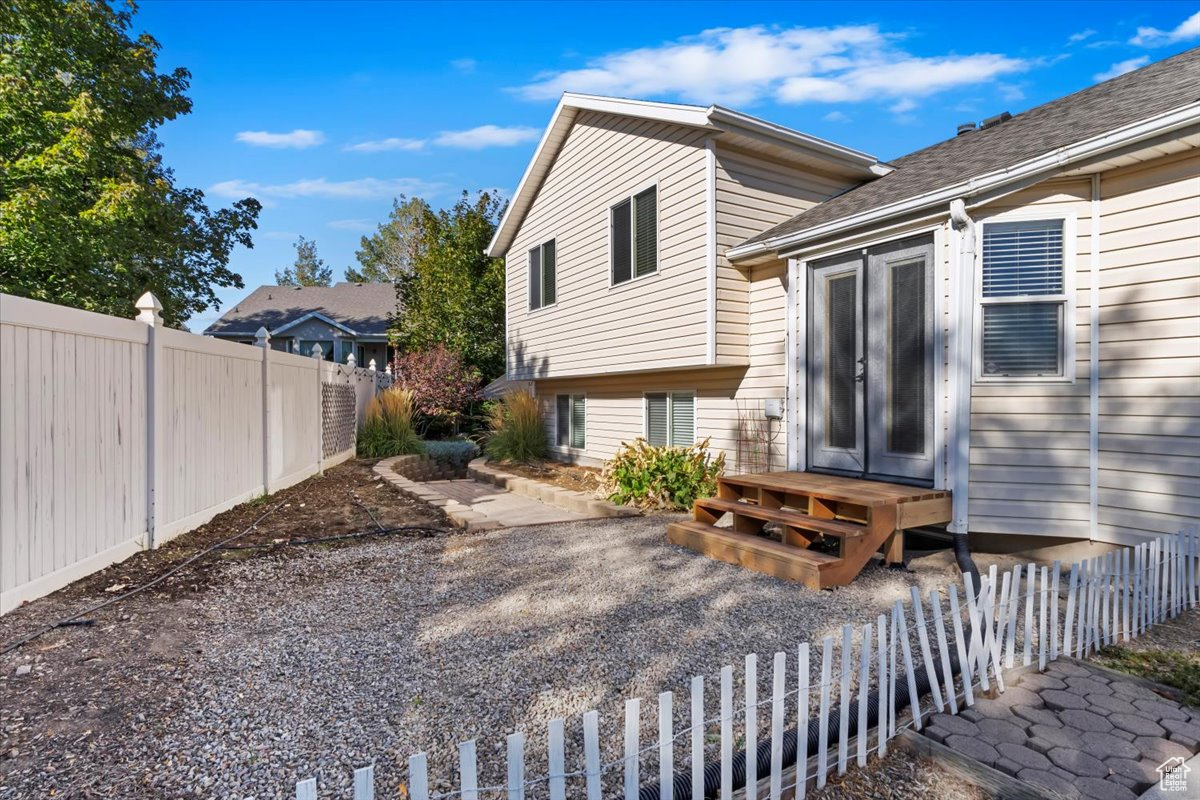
[204,282,397,336]
[741,47,1200,248]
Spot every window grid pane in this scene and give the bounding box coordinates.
[528,246,542,309]
[556,395,570,446]
[611,200,632,284]
[570,395,586,449]
[982,220,1064,297]
[646,393,668,446]
[669,393,694,447]
[634,187,658,277]
[981,303,1062,377]
[542,240,556,306]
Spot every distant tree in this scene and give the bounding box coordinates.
[275,235,332,286]
[0,0,260,327]
[392,191,505,379]
[345,195,431,283]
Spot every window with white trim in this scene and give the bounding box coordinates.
[645,392,694,447]
[555,394,585,449]
[978,219,1069,379]
[528,239,556,310]
[611,186,657,284]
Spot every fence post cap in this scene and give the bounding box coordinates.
[368,358,377,371]
[135,291,163,326]
[347,352,356,369]
[254,326,271,347]
[311,343,324,359]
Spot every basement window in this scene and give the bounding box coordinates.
[645,392,694,447]
[556,394,585,449]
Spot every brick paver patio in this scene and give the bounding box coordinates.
[923,659,1200,799]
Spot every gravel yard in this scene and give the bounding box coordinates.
[0,476,1008,799]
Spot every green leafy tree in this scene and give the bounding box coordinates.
[345,195,430,283]
[275,235,332,287]
[0,0,260,326]
[392,191,505,379]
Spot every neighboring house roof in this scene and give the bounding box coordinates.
[204,282,396,337]
[731,47,1200,258]
[486,92,892,258]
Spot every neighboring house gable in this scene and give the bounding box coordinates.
[204,282,396,366]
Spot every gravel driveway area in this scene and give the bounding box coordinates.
[0,512,1006,798]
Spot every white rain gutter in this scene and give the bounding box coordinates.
[947,199,975,533]
[728,101,1200,261]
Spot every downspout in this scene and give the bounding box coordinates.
[948,199,981,588]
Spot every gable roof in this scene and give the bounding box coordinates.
[204,282,396,337]
[486,93,890,258]
[730,47,1200,259]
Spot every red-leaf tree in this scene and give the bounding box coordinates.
[393,345,482,430]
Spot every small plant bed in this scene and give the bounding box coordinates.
[0,460,447,611]
[1094,607,1200,705]
[500,460,604,494]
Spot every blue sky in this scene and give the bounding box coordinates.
[130,1,1200,329]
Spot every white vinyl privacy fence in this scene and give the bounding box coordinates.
[296,529,1199,799]
[0,292,388,614]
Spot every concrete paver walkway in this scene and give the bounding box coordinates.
[923,659,1200,799]
[426,479,587,526]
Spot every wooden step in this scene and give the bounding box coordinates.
[718,472,947,508]
[693,498,866,539]
[666,521,839,590]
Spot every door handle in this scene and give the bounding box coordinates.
[855,356,866,382]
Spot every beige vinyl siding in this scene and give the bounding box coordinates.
[967,179,1093,537]
[713,145,852,363]
[537,262,790,471]
[1095,150,1200,540]
[506,111,709,379]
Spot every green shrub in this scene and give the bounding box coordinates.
[425,439,481,472]
[484,388,547,463]
[601,438,725,510]
[357,389,425,457]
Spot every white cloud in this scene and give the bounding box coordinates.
[433,125,540,149]
[889,98,917,114]
[1131,10,1200,46]
[235,129,325,149]
[344,137,427,153]
[998,83,1025,102]
[451,58,477,73]
[1093,56,1151,82]
[209,177,442,201]
[346,125,539,153]
[328,218,377,231]
[1068,29,1096,44]
[516,25,1030,106]
[822,110,851,123]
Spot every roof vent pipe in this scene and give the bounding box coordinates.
[956,122,977,136]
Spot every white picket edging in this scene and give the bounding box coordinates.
[294,530,1200,798]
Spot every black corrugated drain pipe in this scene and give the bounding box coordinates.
[637,649,963,800]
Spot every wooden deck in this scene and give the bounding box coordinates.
[666,471,951,589]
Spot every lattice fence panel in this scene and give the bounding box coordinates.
[321,382,357,457]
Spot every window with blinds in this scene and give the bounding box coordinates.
[979,219,1068,379]
[555,394,585,449]
[644,392,694,447]
[528,239,555,310]
[611,186,657,284]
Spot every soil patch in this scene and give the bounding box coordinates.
[499,459,605,494]
[0,459,447,622]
